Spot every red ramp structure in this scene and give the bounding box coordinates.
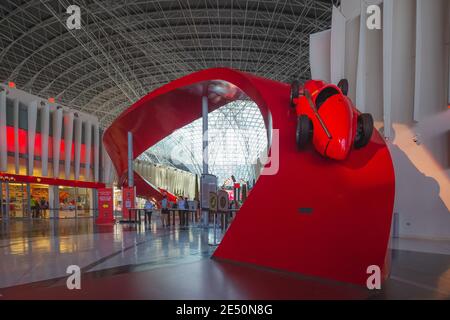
[103,68,395,286]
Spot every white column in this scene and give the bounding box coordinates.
[27,101,38,176]
[84,121,92,181]
[13,99,19,174]
[102,141,112,185]
[93,123,100,182]
[414,0,447,121]
[127,131,133,186]
[202,96,208,174]
[52,107,63,178]
[383,0,394,139]
[73,116,82,180]
[355,3,367,112]
[49,185,59,218]
[63,112,74,180]
[41,102,50,176]
[0,89,7,172]
[330,5,346,84]
[309,29,331,82]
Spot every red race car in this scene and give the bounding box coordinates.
[290,78,374,160]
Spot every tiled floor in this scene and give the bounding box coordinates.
[0,218,449,299]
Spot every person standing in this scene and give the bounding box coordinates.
[184,196,189,226]
[30,197,38,218]
[40,197,48,218]
[160,195,169,228]
[144,198,154,226]
[177,196,185,226]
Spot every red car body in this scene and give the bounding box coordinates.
[293,80,360,160]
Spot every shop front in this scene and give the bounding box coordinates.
[0,173,104,219]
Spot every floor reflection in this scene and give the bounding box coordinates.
[1,219,450,299]
[0,218,217,288]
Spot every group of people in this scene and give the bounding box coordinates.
[30,196,49,218]
[143,195,200,228]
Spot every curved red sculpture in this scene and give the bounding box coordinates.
[103,68,395,285]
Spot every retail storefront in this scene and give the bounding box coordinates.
[0,171,104,219]
[0,84,114,219]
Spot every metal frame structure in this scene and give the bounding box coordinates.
[0,0,332,180]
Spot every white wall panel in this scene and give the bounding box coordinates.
[309,30,331,82]
[391,0,416,124]
[27,101,38,175]
[345,15,360,103]
[414,0,447,120]
[52,108,63,178]
[13,99,19,173]
[84,121,92,181]
[382,0,394,138]
[74,116,82,180]
[41,102,50,176]
[330,6,346,84]
[63,112,74,179]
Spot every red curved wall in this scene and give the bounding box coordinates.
[103,68,395,286]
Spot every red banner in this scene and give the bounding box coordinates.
[96,188,114,224]
[122,186,135,220]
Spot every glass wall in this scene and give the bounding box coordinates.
[9,183,28,218]
[59,186,77,218]
[0,182,95,219]
[58,186,93,218]
[75,188,92,217]
[0,182,29,219]
[30,184,49,218]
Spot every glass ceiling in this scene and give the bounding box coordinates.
[138,100,268,184]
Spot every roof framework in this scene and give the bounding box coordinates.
[0,0,332,181]
[0,0,332,127]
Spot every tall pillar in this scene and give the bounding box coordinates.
[73,116,82,180]
[127,131,133,186]
[201,96,209,227]
[48,185,59,218]
[63,112,74,180]
[84,121,92,181]
[41,102,50,176]
[93,123,100,182]
[52,107,63,178]
[0,88,7,172]
[202,96,209,174]
[27,101,38,176]
[383,0,394,139]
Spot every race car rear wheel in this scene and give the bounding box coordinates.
[296,115,313,149]
[290,80,300,108]
[337,78,349,96]
[354,113,374,149]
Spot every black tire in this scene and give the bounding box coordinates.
[296,115,313,149]
[290,80,300,108]
[337,78,349,96]
[354,113,374,149]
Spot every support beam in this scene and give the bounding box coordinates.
[52,107,63,178]
[27,101,38,176]
[202,96,209,175]
[127,131,134,187]
[41,102,50,176]
[0,89,7,172]
[63,112,74,179]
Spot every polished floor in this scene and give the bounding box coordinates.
[0,217,449,299]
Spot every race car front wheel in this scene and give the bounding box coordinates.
[354,113,374,149]
[296,115,313,149]
[290,80,300,108]
[337,78,349,96]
